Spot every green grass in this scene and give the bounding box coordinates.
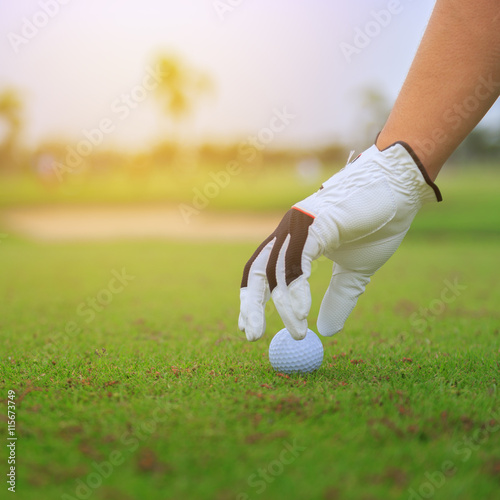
[0,164,320,211]
[1,232,499,500]
[1,165,499,250]
[1,164,499,499]
[1,165,499,232]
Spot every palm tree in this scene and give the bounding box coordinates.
[154,54,212,169]
[0,88,23,171]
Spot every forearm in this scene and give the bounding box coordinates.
[376,0,500,180]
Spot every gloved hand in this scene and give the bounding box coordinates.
[239,142,442,341]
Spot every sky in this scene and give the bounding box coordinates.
[0,0,499,151]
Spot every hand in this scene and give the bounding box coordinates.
[239,142,442,341]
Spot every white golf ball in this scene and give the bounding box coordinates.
[269,328,324,374]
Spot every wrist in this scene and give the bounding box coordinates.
[376,129,444,182]
[373,140,443,204]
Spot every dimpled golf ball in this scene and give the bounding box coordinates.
[269,328,324,374]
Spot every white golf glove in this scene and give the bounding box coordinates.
[239,142,442,341]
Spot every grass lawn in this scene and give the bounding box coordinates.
[1,232,499,500]
[1,164,499,500]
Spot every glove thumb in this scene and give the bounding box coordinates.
[317,264,371,336]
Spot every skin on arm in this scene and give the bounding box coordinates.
[376,0,500,180]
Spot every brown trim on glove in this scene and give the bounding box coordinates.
[241,208,314,291]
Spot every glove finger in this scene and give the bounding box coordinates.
[239,238,274,341]
[240,209,306,341]
[272,231,321,340]
[317,263,371,336]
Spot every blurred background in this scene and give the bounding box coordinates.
[0,0,498,240]
[2,5,499,499]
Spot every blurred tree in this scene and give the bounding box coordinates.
[355,87,391,149]
[154,54,213,170]
[451,125,500,163]
[0,88,23,172]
